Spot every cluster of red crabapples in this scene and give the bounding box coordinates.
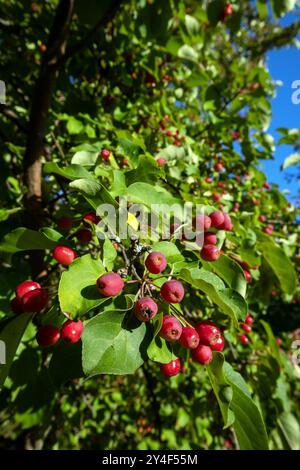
[168,211,233,262]
[10,280,84,347]
[238,312,254,346]
[96,250,225,378]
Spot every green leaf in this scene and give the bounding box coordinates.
[177,45,199,63]
[202,254,247,298]
[116,134,144,165]
[0,228,57,253]
[44,163,92,180]
[126,155,159,186]
[179,268,247,324]
[260,320,283,367]
[0,208,21,222]
[208,354,269,450]
[151,241,184,265]
[102,238,117,271]
[281,153,300,170]
[185,15,200,36]
[71,150,99,167]
[66,116,84,135]
[49,341,84,387]
[82,310,146,375]
[203,85,221,111]
[256,0,268,19]
[58,254,107,316]
[147,312,176,363]
[127,182,181,207]
[278,412,300,450]
[257,237,297,295]
[40,227,64,243]
[271,0,296,18]
[207,354,235,429]
[0,313,34,389]
[69,178,118,210]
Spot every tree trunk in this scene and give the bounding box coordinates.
[23,0,75,277]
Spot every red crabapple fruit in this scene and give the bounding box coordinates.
[160,280,184,303]
[97,272,124,297]
[159,315,182,342]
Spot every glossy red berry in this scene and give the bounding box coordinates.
[159,315,182,342]
[209,211,224,228]
[218,212,233,231]
[179,327,200,349]
[239,334,249,345]
[241,322,252,333]
[160,358,181,377]
[15,281,41,301]
[36,325,60,348]
[192,344,213,365]
[245,313,254,325]
[195,321,223,351]
[145,251,167,274]
[204,232,217,245]
[21,288,49,313]
[192,214,211,231]
[201,244,220,262]
[61,319,84,344]
[263,225,273,235]
[53,245,77,266]
[97,272,124,297]
[10,297,24,314]
[223,3,233,18]
[212,335,225,352]
[57,216,73,230]
[160,280,184,303]
[83,212,100,226]
[276,337,283,346]
[101,148,110,160]
[135,297,158,322]
[214,162,224,173]
[259,215,266,223]
[243,270,252,283]
[157,157,166,167]
[75,229,92,244]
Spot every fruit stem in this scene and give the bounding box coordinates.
[170,304,193,328]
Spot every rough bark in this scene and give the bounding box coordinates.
[24,0,75,230]
[23,0,75,277]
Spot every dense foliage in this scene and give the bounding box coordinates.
[0,0,299,450]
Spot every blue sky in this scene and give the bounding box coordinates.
[261,12,300,203]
